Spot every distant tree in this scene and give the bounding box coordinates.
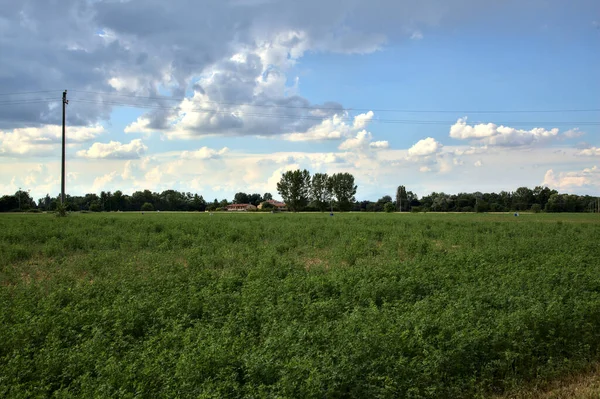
[248,193,263,206]
[396,186,409,211]
[141,202,154,212]
[329,173,357,212]
[89,201,102,212]
[112,190,124,211]
[260,201,275,211]
[531,204,542,213]
[233,192,250,204]
[475,200,489,213]
[219,199,229,208]
[378,195,392,205]
[311,173,332,212]
[263,192,273,201]
[533,186,557,210]
[384,202,395,213]
[191,194,206,212]
[277,169,311,212]
[431,192,450,212]
[206,199,219,212]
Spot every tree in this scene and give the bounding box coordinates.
[384,202,395,213]
[329,173,357,212]
[260,201,275,211]
[233,192,250,204]
[191,194,206,212]
[475,200,489,213]
[311,173,332,212]
[277,169,311,212]
[396,186,408,212]
[263,193,273,201]
[141,202,154,212]
[533,186,556,209]
[89,201,102,212]
[513,187,534,211]
[112,190,124,211]
[248,193,263,206]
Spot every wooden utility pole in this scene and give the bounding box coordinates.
[61,90,68,204]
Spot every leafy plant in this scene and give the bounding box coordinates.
[1,213,600,398]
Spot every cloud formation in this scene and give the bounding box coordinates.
[575,147,600,157]
[0,125,104,156]
[77,139,147,159]
[1,0,527,133]
[543,166,600,191]
[408,137,443,157]
[283,112,375,142]
[180,147,230,160]
[449,118,560,147]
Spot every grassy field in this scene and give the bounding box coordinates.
[1,212,600,398]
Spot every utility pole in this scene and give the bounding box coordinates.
[61,90,68,204]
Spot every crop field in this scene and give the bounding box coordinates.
[1,212,600,398]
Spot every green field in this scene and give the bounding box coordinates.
[2,212,600,398]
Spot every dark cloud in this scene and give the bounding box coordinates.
[1,0,597,135]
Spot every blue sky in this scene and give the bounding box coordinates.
[0,0,599,201]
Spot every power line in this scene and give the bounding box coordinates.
[0,98,61,105]
[70,89,600,114]
[68,98,600,126]
[0,90,61,96]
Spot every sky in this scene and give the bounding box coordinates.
[0,0,599,202]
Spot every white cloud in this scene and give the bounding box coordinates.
[575,147,600,157]
[92,171,118,191]
[339,130,372,150]
[543,166,600,191]
[353,111,375,130]
[419,166,432,172]
[124,118,154,135]
[369,141,390,149]
[449,117,560,147]
[408,137,443,157]
[337,127,389,152]
[77,139,147,159]
[452,145,490,156]
[563,128,585,139]
[181,146,229,160]
[474,160,483,167]
[0,125,105,157]
[283,111,374,142]
[410,31,424,40]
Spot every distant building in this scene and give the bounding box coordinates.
[257,199,287,211]
[226,203,257,212]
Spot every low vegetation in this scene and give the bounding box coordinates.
[1,212,600,397]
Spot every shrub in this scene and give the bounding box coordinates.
[531,204,542,213]
[55,203,67,217]
[384,202,395,213]
[141,202,154,212]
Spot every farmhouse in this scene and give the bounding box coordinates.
[258,199,287,211]
[226,203,257,211]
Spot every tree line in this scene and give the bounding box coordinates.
[0,177,597,213]
[0,190,282,213]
